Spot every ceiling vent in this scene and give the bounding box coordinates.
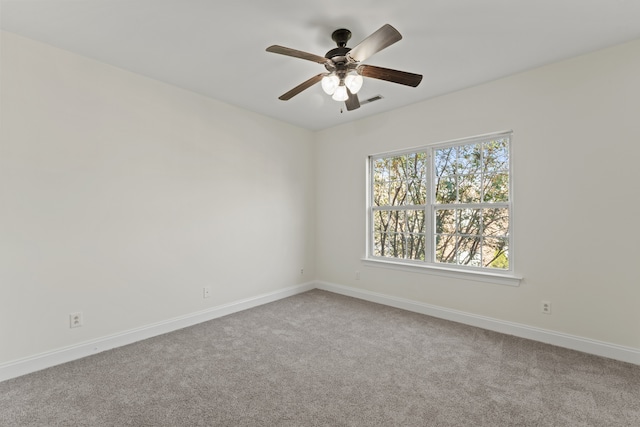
[360,95,384,105]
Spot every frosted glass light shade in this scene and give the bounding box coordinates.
[332,85,349,101]
[344,73,363,94]
[321,74,340,95]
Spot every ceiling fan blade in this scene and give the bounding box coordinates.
[278,74,325,100]
[266,45,329,64]
[358,64,423,87]
[345,89,360,111]
[346,24,402,63]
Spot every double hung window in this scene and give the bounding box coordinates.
[368,131,512,274]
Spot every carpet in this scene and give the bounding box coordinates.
[1,289,639,426]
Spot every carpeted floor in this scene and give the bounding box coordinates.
[1,289,639,426]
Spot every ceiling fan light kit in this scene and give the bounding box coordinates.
[266,24,423,111]
[321,74,340,95]
[323,72,363,99]
[344,72,364,94]
[331,84,349,102]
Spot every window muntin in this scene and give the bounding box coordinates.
[369,133,512,272]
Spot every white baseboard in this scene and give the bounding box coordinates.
[3,279,637,382]
[315,281,640,366]
[0,282,315,382]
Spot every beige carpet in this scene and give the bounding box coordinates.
[1,289,639,426]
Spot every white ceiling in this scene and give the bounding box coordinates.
[2,1,640,131]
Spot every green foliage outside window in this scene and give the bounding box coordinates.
[371,135,511,270]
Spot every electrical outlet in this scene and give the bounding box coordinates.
[300,268,304,275]
[69,312,83,328]
[355,271,360,280]
[541,300,552,314]
[203,287,211,299]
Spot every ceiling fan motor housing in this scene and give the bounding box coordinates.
[325,28,354,69]
[325,46,351,62]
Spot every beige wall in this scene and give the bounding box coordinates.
[0,32,316,363]
[2,29,639,367]
[315,39,640,349]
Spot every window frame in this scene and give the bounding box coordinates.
[365,131,521,286]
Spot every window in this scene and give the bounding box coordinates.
[368,131,513,275]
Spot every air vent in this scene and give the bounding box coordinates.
[360,95,384,105]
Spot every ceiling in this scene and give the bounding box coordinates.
[2,1,640,131]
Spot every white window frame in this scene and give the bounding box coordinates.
[364,131,521,286]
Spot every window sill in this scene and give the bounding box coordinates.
[361,258,522,287]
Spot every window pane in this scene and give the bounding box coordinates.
[483,237,509,269]
[389,180,407,206]
[435,147,456,176]
[483,173,509,202]
[388,232,406,258]
[435,209,509,269]
[458,173,482,203]
[483,208,509,237]
[373,209,390,232]
[457,236,482,266]
[373,159,388,182]
[436,175,456,204]
[457,209,481,236]
[407,179,426,205]
[373,210,399,236]
[373,181,390,206]
[373,153,427,207]
[372,209,426,260]
[456,143,482,175]
[435,234,456,264]
[435,209,455,234]
[373,232,385,257]
[389,156,406,180]
[386,210,402,233]
[406,152,427,179]
[374,231,405,258]
[483,138,509,173]
[406,233,426,260]
[406,210,426,234]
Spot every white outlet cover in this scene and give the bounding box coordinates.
[541,301,552,314]
[69,312,83,328]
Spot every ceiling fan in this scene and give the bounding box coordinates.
[266,24,423,111]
